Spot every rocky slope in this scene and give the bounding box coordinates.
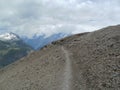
[0,25,120,90]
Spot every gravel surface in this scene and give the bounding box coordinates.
[0,25,120,90]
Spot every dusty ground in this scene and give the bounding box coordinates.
[0,25,120,90]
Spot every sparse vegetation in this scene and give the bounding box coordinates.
[0,40,33,68]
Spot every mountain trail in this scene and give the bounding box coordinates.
[61,46,72,90]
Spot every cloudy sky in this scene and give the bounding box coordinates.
[0,0,120,38]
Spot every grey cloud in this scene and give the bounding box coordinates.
[0,0,120,38]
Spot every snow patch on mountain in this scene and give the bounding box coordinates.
[0,32,19,41]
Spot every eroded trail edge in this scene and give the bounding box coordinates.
[61,46,72,90]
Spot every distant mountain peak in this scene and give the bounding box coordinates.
[0,32,20,41]
[22,33,70,50]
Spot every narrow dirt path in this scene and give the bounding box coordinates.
[61,46,72,90]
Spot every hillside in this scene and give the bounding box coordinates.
[0,33,33,68]
[0,25,120,90]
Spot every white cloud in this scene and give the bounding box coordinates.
[0,0,120,38]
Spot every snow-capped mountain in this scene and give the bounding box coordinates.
[0,32,69,67]
[0,32,33,68]
[0,32,19,41]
